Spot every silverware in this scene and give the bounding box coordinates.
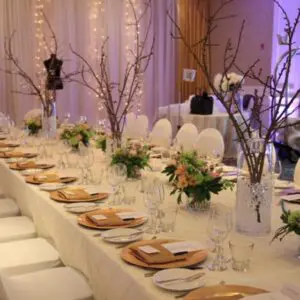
[104,232,143,240]
[174,291,190,299]
[144,265,205,277]
[156,272,205,284]
[202,293,245,299]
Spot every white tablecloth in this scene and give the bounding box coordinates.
[0,160,299,299]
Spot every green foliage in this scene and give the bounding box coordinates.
[27,121,42,135]
[272,202,300,242]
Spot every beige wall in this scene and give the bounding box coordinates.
[209,0,274,86]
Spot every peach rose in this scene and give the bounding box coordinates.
[177,175,188,188]
[175,164,186,176]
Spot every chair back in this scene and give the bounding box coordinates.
[149,118,172,147]
[174,123,198,151]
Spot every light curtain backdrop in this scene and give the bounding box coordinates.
[0,0,176,126]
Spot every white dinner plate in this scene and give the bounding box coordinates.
[274,180,293,189]
[153,268,205,292]
[222,165,237,173]
[5,157,25,163]
[102,228,143,244]
[64,202,99,214]
[39,183,66,191]
[21,168,43,176]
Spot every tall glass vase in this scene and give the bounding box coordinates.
[42,91,57,138]
[235,139,273,236]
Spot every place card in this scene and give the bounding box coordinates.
[162,241,205,254]
[281,194,300,202]
[116,212,146,220]
[89,214,107,222]
[138,245,160,254]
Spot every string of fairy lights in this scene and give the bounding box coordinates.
[34,0,49,91]
[89,0,106,119]
[124,0,143,115]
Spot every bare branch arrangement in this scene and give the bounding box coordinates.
[168,0,300,221]
[67,0,154,144]
[2,12,72,117]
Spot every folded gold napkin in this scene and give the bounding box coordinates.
[130,241,189,264]
[58,188,91,200]
[88,212,130,226]
[3,152,24,158]
[17,161,36,169]
[33,173,59,183]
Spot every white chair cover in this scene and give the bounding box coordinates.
[0,198,19,218]
[174,123,198,152]
[136,115,149,139]
[0,238,60,276]
[1,267,93,300]
[294,159,300,186]
[123,112,137,138]
[0,216,36,243]
[149,118,172,147]
[194,128,225,160]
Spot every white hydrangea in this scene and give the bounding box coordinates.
[213,72,244,92]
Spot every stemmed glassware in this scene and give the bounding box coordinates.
[63,113,71,124]
[144,179,165,234]
[207,203,233,271]
[107,164,127,205]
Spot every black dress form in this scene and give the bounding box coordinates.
[44,54,63,90]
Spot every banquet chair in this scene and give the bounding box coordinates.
[0,216,35,243]
[149,118,172,147]
[123,112,137,139]
[293,159,300,186]
[0,198,19,218]
[1,267,93,300]
[136,114,149,139]
[0,238,60,276]
[194,128,225,160]
[174,123,198,152]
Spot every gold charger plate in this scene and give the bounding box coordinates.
[50,191,108,203]
[9,162,55,170]
[184,284,268,299]
[78,207,146,229]
[25,175,77,185]
[0,142,19,148]
[0,152,37,159]
[121,239,208,270]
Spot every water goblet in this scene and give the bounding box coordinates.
[107,164,127,205]
[207,203,233,271]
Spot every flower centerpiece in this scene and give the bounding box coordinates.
[60,123,94,150]
[272,203,300,242]
[111,142,150,178]
[24,109,42,135]
[162,151,233,211]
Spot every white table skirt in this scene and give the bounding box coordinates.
[0,161,299,299]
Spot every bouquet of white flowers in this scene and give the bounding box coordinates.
[213,72,244,93]
[24,109,42,135]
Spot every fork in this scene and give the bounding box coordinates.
[156,272,205,284]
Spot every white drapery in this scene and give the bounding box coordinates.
[0,0,176,126]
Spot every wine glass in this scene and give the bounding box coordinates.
[207,204,233,271]
[274,160,282,180]
[107,164,127,205]
[63,113,71,124]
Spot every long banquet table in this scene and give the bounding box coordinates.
[0,157,299,299]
